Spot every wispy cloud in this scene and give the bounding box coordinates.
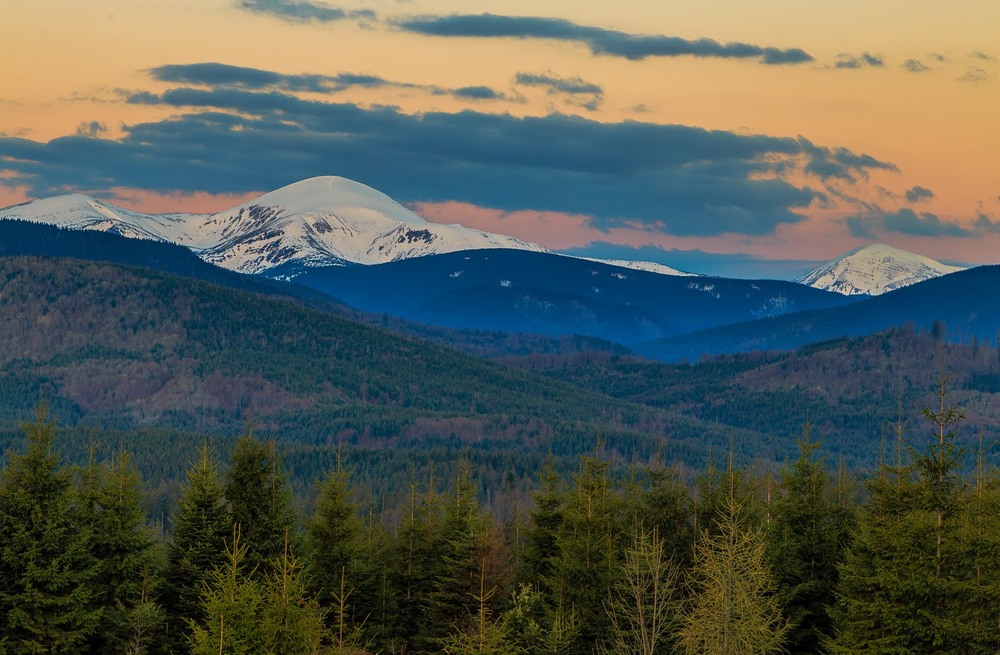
[970,50,997,62]
[959,66,990,83]
[394,13,813,65]
[834,52,884,69]
[237,0,375,23]
[147,62,510,102]
[848,208,974,238]
[902,59,930,73]
[514,71,603,111]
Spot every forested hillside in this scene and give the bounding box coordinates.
[3,385,999,654]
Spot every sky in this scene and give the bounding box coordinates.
[2,0,998,279]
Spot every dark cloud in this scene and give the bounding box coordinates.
[451,86,507,100]
[902,59,930,73]
[514,71,603,111]
[834,52,884,69]
[147,62,508,103]
[75,121,107,137]
[959,66,989,83]
[558,242,822,280]
[970,50,997,62]
[849,208,974,238]
[974,213,1000,233]
[395,13,812,65]
[237,0,375,23]
[904,185,934,202]
[802,145,897,181]
[929,53,949,63]
[2,85,895,237]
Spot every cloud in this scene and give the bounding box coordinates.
[904,185,934,202]
[902,59,930,73]
[849,208,974,238]
[147,62,509,102]
[959,66,990,83]
[974,213,1000,233]
[2,83,896,238]
[834,52,884,69]
[75,121,107,137]
[237,0,375,23]
[970,50,997,62]
[802,144,897,181]
[514,71,603,111]
[395,13,812,65]
[451,86,507,101]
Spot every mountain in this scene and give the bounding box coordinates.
[638,264,1000,361]
[797,243,965,296]
[575,256,696,277]
[293,249,856,344]
[0,176,546,275]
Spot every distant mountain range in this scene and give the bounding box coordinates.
[0,176,985,355]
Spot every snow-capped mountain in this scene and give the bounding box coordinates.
[797,243,965,296]
[577,257,696,277]
[0,176,546,275]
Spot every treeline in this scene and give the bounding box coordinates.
[2,381,1000,654]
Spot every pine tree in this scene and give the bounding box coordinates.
[550,455,621,652]
[831,375,985,653]
[81,449,160,655]
[519,456,564,602]
[680,460,787,655]
[161,446,231,653]
[0,405,100,654]
[224,431,296,577]
[304,459,362,623]
[601,528,681,655]
[188,527,266,655]
[261,531,328,655]
[766,429,849,653]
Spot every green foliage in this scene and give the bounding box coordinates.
[224,431,297,577]
[680,482,788,655]
[188,527,266,655]
[161,446,231,654]
[0,406,100,654]
[767,429,853,653]
[80,449,160,654]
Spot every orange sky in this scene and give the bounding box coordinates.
[2,0,998,275]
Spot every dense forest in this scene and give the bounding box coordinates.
[3,373,999,654]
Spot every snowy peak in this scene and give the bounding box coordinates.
[0,177,548,275]
[797,243,964,296]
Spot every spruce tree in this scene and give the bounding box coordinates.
[81,449,161,655]
[261,532,328,655]
[831,376,986,653]
[550,455,620,652]
[0,405,99,654]
[305,461,361,621]
[766,430,849,653]
[161,446,230,653]
[224,431,296,577]
[188,527,266,655]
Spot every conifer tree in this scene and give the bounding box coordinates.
[161,446,230,653]
[767,429,848,653]
[261,531,328,655]
[82,449,161,654]
[519,456,564,602]
[0,405,100,654]
[550,455,620,652]
[188,527,265,655]
[680,456,787,655]
[305,458,362,621]
[224,430,296,577]
[831,375,989,653]
[601,528,681,655]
